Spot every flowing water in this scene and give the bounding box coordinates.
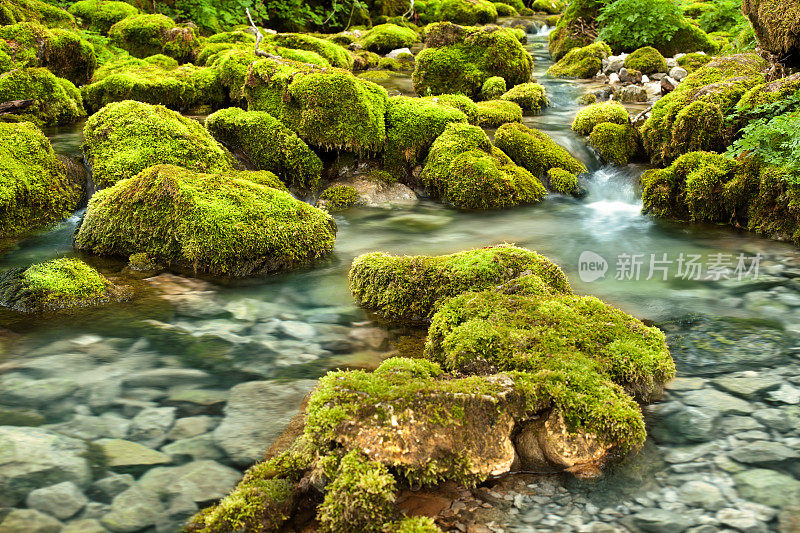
[0,22,798,533]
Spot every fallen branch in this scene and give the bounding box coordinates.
[0,100,33,115]
[246,7,270,58]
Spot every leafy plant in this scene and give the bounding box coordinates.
[727,112,800,180]
[698,0,744,34]
[597,0,684,51]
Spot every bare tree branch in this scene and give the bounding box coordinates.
[246,7,270,58]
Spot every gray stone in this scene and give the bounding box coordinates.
[733,468,800,508]
[712,373,784,400]
[716,508,767,532]
[86,473,135,504]
[123,368,212,388]
[677,480,725,511]
[0,427,91,506]
[0,509,62,533]
[667,377,705,391]
[650,402,718,444]
[62,519,108,533]
[44,413,130,441]
[0,374,78,407]
[752,407,797,432]
[79,502,111,520]
[165,389,228,416]
[386,47,412,59]
[680,388,752,415]
[629,508,694,533]
[166,415,218,440]
[161,434,224,461]
[138,460,241,504]
[26,481,88,520]
[767,383,800,404]
[669,66,688,81]
[95,439,171,474]
[213,379,316,466]
[615,85,648,103]
[100,486,165,533]
[127,407,176,448]
[719,415,764,433]
[729,440,799,467]
[277,320,316,340]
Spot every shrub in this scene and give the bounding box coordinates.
[624,46,667,75]
[727,112,800,180]
[597,0,684,52]
[699,0,746,35]
[571,100,629,135]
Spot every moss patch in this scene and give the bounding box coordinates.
[68,0,138,35]
[624,46,667,75]
[361,23,420,54]
[108,14,199,63]
[437,0,498,25]
[547,167,579,195]
[547,41,610,79]
[499,82,547,113]
[0,67,85,126]
[572,100,629,136]
[476,99,522,127]
[589,122,641,165]
[481,75,506,100]
[319,184,359,211]
[494,122,586,178]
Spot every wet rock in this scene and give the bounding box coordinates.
[45,413,131,441]
[138,460,241,504]
[716,508,767,532]
[164,389,228,416]
[95,438,171,474]
[161,434,224,461]
[0,427,92,506]
[123,368,213,388]
[62,518,108,533]
[734,468,800,507]
[348,326,389,349]
[752,407,797,433]
[100,485,165,533]
[680,388,753,415]
[778,506,800,533]
[767,383,800,404]
[628,508,694,532]
[729,440,800,468]
[166,415,219,440]
[0,374,79,407]
[277,320,317,341]
[0,509,62,533]
[86,473,135,504]
[127,407,176,448]
[677,480,725,511]
[213,380,316,466]
[79,502,112,519]
[324,178,418,208]
[0,405,46,426]
[26,481,88,520]
[649,402,717,444]
[711,373,784,400]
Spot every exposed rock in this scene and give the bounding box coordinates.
[386,47,412,59]
[26,481,88,520]
[729,440,800,467]
[734,468,800,508]
[716,508,767,533]
[166,416,218,441]
[137,460,241,504]
[678,480,726,511]
[629,508,694,533]
[127,406,176,448]
[61,519,108,533]
[123,368,213,389]
[95,438,171,474]
[669,66,688,81]
[614,85,648,103]
[322,178,418,209]
[711,373,784,400]
[161,434,224,461]
[0,509,62,533]
[100,485,165,533]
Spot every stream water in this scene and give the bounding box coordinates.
[0,21,798,533]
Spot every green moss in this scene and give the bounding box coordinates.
[319,185,359,211]
[391,516,443,533]
[377,55,414,71]
[578,93,597,104]
[431,92,479,123]
[657,23,719,57]
[547,41,610,79]
[547,0,606,60]
[571,100,629,135]
[205,107,322,193]
[317,450,397,533]
[677,52,712,72]
[82,55,226,113]
[244,58,388,154]
[361,23,420,53]
[736,74,800,116]
[421,123,545,209]
[481,75,506,100]
[494,122,586,178]
[0,258,125,312]
[108,14,199,63]
[493,2,518,16]
[532,0,565,13]
[547,167,578,195]
[265,32,353,69]
[0,121,82,241]
[624,46,667,75]
[0,0,75,28]
[83,100,235,189]
[588,122,640,165]
[438,0,497,24]
[68,0,138,34]
[499,82,547,113]
[0,67,85,126]
[352,49,381,70]
[384,94,468,172]
[476,99,521,126]
[207,48,256,105]
[741,0,800,61]
[412,23,533,98]
[74,164,337,276]
[348,244,570,322]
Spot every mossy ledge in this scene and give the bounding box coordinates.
[190,245,673,532]
[73,164,336,277]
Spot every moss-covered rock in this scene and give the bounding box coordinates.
[206,48,257,106]
[494,122,586,180]
[384,94,468,172]
[735,73,800,117]
[0,258,129,312]
[68,0,138,35]
[657,23,719,57]
[547,0,605,60]
[0,0,75,28]
[412,22,533,98]
[0,21,97,85]
[677,52,713,72]
[476,99,522,126]
[318,184,359,211]
[83,100,235,189]
[267,32,353,69]
[361,23,420,54]
[588,122,641,165]
[74,164,336,277]
[438,0,498,25]
[547,167,579,195]
[639,53,767,165]
[547,41,610,78]
[741,0,800,65]
[82,55,225,113]
[205,107,322,193]
[349,244,569,323]
[624,46,667,75]
[499,82,547,113]
[108,14,199,63]
[0,121,82,242]
[571,100,629,135]
[244,58,388,154]
[493,2,518,16]
[481,75,506,100]
[421,123,545,209]
[0,67,85,126]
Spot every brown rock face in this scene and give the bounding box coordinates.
[742,0,800,65]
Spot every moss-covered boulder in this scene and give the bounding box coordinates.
[494,122,586,181]
[499,82,547,113]
[349,244,569,322]
[547,167,580,195]
[657,23,719,57]
[205,107,322,194]
[421,123,546,209]
[547,41,610,78]
[74,164,336,276]
[318,184,359,211]
[742,0,800,65]
[266,32,352,69]
[108,14,200,63]
[476,99,522,126]
[0,122,82,242]
[82,55,225,113]
[571,100,629,135]
[412,22,533,98]
[677,52,713,73]
[0,67,85,126]
[384,94,469,172]
[361,23,420,54]
[624,46,667,75]
[438,0,498,25]
[0,21,96,85]
[588,123,641,165]
[68,0,138,34]
[639,54,767,165]
[0,258,129,312]
[0,0,75,28]
[481,75,506,100]
[244,58,388,154]
[548,0,605,60]
[83,100,235,189]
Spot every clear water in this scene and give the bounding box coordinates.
[1,24,798,532]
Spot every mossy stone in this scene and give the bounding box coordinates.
[547,167,579,195]
[437,0,498,25]
[476,99,522,126]
[319,185,359,211]
[481,75,506,100]
[360,23,420,54]
[68,0,138,35]
[624,46,667,75]
[494,122,586,178]
[547,41,610,79]
[0,67,85,126]
[108,14,199,63]
[588,122,641,165]
[499,82,547,113]
[571,100,629,136]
